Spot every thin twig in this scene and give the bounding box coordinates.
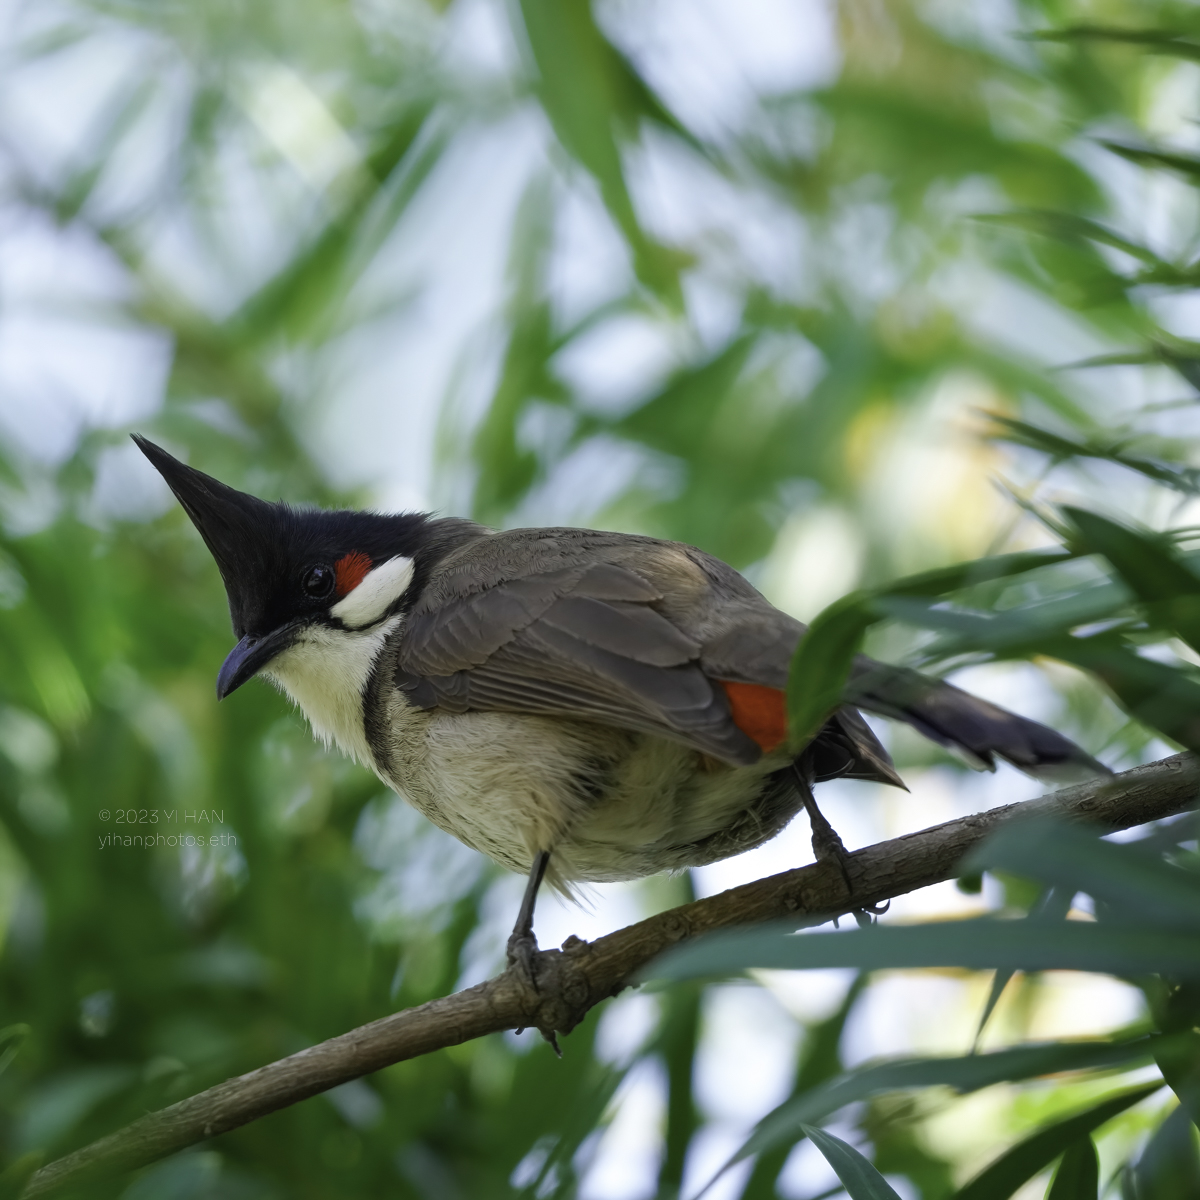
[22,753,1200,1198]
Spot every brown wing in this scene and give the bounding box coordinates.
[395,531,756,764]
[395,524,1105,785]
[393,527,902,782]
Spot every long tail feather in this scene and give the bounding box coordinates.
[847,659,1109,782]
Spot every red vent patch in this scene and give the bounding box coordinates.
[719,680,788,753]
[334,551,373,597]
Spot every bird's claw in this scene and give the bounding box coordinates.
[506,928,541,991]
[806,800,889,926]
[506,932,563,1056]
[808,815,854,892]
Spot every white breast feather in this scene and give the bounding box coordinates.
[262,616,402,765]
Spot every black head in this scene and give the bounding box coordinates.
[133,436,434,698]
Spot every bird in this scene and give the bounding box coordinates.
[134,435,1106,969]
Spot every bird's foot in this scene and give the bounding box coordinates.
[807,807,854,891]
[807,810,889,922]
[507,927,541,992]
[506,931,563,1056]
[507,850,551,992]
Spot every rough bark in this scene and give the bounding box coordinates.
[22,752,1200,1198]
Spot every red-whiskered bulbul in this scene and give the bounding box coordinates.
[134,436,1106,965]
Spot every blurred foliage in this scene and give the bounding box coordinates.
[1,0,1200,1197]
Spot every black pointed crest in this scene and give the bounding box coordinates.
[133,435,283,632]
[133,435,456,642]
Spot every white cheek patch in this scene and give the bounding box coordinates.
[330,555,414,629]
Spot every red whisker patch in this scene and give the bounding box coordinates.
[334,551,373,597]
[719,680,788,753]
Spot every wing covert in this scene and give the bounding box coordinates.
[394,548,764,764]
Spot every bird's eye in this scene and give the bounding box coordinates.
[302,564,335,599]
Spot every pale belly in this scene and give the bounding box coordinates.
[366,692,798,885]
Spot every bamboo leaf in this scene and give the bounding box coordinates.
[964,820,1200,934]
[954,1084,1161,1200]
[0,1026,29,1083]
[787,593,874,752]
[979,210,1161,264]
[713,1038,1160,1181]
[1063,507,1200,655]
[989,416,1200,493]
[0,1152,42,1200]
[739,974,870,1199]
[800,1125,903,1200]
[1154,1031,1200,1129]
[975,889,1073,1047]
[1033,634,1200,752]
[1102,141,1200,180]
[1046,1137,1099,1200]
[1030,26,1200,63]
[650,917,1200,981]
[881,551,1077,598]
[516,0,682,298]
[1130,1103,1200,1198]
[787,548,1075,752]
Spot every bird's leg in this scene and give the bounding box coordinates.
[793,764,853,887]
[791,764,888,919]
[507,849,551,988]
[508,850,565,1054]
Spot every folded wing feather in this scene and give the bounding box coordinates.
[394,527,1105,784]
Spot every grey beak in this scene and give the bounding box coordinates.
[217,622,301,699]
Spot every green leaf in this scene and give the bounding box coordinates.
[975,889,1074,1046]
[727,1038,1161,1172]
[652,876,701,1199]
[787,549,1074,751]
[1047,1136,1099,1200]
[518,1060,628,1198]
[1063,507,1200,655]
[979,210,1161,264]
[740,974,870,1199]
[888,601,1200,750]
[516,0,682,298]
[800,1125,903,1200]
[1131,1104,1200,1198]
[955,1084,1161,1200]
[874,590,1122,659]
[1033,633,1200,752]
[1030,26,1200,63]
[0,1152,42,1200]
[470,179,562,525]
[649,917,1200,981]
[1154,1030,1200,1129]
[989,416,1200,493]
[880,551,1077,599]
[883,577,1134,665]
[1102,140,1200,180]
[0,1026,30,1082]
[787,593,874,751]
[608,336,756,457]
[230,101,445,346]
[964,820,1200,934]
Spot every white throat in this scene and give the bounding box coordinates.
[262,616,401,766]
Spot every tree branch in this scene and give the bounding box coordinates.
[22,753,1200,1198]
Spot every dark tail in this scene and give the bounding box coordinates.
[847,658,1109,783]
